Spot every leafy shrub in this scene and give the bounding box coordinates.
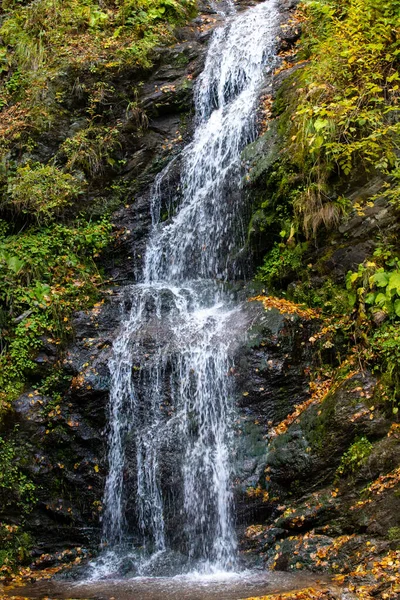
[59,125,121,177]
[371,325,400,414]
[7,163,85,222]
[256,242,307,289]
[0,524,32,572]
[0,0,196,166]
[119,0,195,25]
[290,277,351,316]
[274,0,400,238]
[346,250,400,321]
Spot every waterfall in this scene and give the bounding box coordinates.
[100,0,278,576]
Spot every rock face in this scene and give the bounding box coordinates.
[35,295,318,559]
[232,303,317,524]
[238,366,400,570]
[231,2,400,574]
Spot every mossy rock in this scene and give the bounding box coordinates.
[263,372,391,498]
[242,121,280,184]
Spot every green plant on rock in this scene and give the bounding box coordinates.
[0,435,36,512]
[256,240,307,289]
[0,524,32,572]
[275,0,400,239]
[388,527,400,541]
[370,326,400,414]
[0,218,111,407]
[118,0,196,30]
[38,369,72,401]
[0,0,197,151]
[293,184,350,239]
[290,277,351,316]
[346,252,400,322]
[6,163,86,222]
[336,437,373,479]
[59,125,121,177]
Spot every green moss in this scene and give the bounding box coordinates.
[302,397,335,452]
[242,122,280,183]
[173,52,190,68]
[388,527,400,541]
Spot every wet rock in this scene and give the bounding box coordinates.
[242,121,280,184]
[347,435,400,537]
[279,0,300,10]
[234,303,317,425]
[263,372,388,498]
[13,393,50,427]
[237,367,399,565]
[9,304,111,552]
[233,301,318,528]
[141,550,189,577]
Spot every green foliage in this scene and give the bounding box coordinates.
[255,0,400,410]
[256,241,307,289]
[305,0,399,166]
[282,244,400,413]
[0,69,25,109]
[274,0,400,239]
[0,218,111,406]
[291,277,351,316]
[39,369,73,402]
[346,248,400,322]
[121,0,194,23]
[248,160,302,244]
[0,435,36,512]
[0,0,197,204]
[370,325,400,414]
[0,524,32,571]
[388,527,400,541]
[0,0,196,129]
[6,163,85,222]
[336,437,373,479]
[59,125,121,177]
[0,0,197,417]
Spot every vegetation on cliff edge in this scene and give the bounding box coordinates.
[255,0,400,412]
[246,1,400,596]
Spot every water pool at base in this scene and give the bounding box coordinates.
[2,571,332,600]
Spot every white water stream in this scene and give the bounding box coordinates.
[98,0,279,578]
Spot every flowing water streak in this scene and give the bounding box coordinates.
[144,0,278,283]
[101,0,279,575]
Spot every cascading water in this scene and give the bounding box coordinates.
[99,0,278,577]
